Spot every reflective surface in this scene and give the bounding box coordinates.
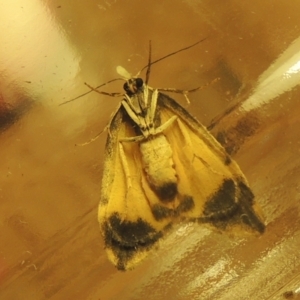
[0,1,300,299]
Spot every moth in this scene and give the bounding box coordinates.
[81,41,265,270]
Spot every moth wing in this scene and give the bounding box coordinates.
[99,106,174,270]
[157,92,265,234]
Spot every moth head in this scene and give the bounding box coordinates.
[123,78,144,96]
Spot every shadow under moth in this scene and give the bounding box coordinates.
[83,40,265,270]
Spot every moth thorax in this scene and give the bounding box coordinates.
[139,134,178,202]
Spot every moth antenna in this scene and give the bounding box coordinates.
[84,82,123,97]
[60,38,207,106]
[139,38,207,74]
[145,40,152,85]
[76,127,106,146]
[59,78,124,106]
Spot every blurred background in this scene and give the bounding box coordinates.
[0,0,300,299]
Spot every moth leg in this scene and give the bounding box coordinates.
[147,88,178,135]
[121,98,146,129]
[120,87,177,142]
[76,124,111,146]
[76,130,105,146]
[147,89,158,125]
[155,115,178,134]
[77,103,123,146]
[119,135,145,143]
[119,115,178,143]
[157,78,220,104]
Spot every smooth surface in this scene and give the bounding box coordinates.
[0,1,300,299]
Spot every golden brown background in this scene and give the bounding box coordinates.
[0,0,300,299]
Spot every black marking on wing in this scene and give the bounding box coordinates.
[151,182,178,202]
[199,179,265,233]
[103,213,163,270]
[151,195,194,220]
[106,213,161,247]
[177,195,195,213]
[224,155,231,165]
[151,205,174,220]
[203,179,238,221]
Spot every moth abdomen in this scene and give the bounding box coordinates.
[140,134,178,202]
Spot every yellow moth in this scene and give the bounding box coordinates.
[84,41,265,270]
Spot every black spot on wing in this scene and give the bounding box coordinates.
[151,195,194,221]
[224,155,231,165]
[151,205,174,220]
[200,179,265,233]
[107,213,161,246]
[203,179,238,221]
[177,195,195,213]
[152,182,178,202]
[237,180,254,205]
[103,213,163,270]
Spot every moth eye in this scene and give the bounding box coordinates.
[123,82,130,93]
[135,78,143,88]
